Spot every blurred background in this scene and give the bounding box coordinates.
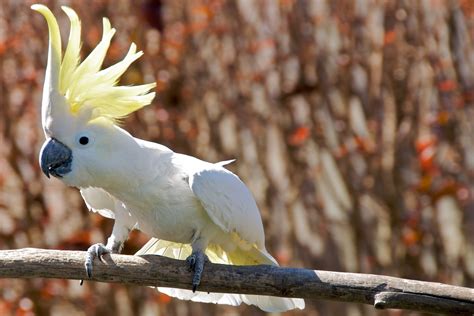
[1,0,474,315]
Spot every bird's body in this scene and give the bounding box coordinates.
[74,126,298,311]
[74,127,264,254]
[32,4,304,312]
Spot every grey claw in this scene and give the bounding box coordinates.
[84,243,110,280]
[86,264,92,279]
[186,255,196,270]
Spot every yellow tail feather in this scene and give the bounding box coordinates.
[136,238,305,312]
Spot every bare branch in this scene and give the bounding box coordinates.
[0,248,473,314]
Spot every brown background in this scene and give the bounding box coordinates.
[1,0,474,315]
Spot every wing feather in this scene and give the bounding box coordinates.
[80,187,116,219]
[189,165,266,249]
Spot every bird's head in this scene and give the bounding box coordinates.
[32,5,155,187]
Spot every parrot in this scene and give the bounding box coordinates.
[32,4,305,312]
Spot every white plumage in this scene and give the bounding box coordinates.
[80,146,304,311]
[33,4,305,312]
[79,155,271,267]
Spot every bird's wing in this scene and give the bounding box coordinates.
[214,159,235,167]
[188,164,266,250]
[80,187,116,219]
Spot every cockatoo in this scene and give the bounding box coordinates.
[33,4,304,312]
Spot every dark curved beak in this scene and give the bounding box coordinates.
[40,138,72,178]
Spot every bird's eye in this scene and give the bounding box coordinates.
[75,132,94,148]
[79,136,89,145]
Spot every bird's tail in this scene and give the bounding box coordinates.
[135,238,305,312]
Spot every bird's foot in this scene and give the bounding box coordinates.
[80,243,111,285]
[186,250,208,292]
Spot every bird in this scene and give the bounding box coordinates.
[32,4,305,312]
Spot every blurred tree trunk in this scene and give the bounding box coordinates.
[140,0,474,314]
[1,0,474,315]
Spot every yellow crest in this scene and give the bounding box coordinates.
[32,4,156,122]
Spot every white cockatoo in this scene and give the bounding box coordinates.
[33,4,304,312]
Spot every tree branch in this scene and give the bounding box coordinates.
[0,248,473,314]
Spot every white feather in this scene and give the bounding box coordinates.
[80,187,116,219]
[215,159,235,167]
[188,162,266,250]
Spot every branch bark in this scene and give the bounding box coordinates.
[0,248,473,314]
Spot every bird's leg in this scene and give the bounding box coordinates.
[186,236,209,292]
[84,243,111,280]
[186,250,209,292]
[82,219,130,284]
[84,235,123,279]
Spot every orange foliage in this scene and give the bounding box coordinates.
[402,228,420,247]
[288,126,310,146]
[383,30,396,45]
[157,293,172,305]
[438,79,457,92]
